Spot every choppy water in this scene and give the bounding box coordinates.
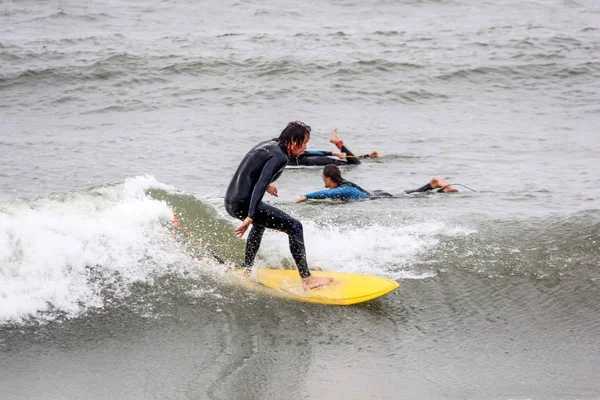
[1,0,599,399]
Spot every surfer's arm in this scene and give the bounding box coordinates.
[247,156,286,218]
[304,189,335,200]
[235,217,253,237]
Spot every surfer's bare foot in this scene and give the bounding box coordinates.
[329,128,340,145]
[302,275,333,290]
[239,268,251,279]
[368,150,381,158]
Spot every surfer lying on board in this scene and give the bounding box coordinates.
[224,121,333,290]
[288,128,381,167]
[294,164,458,203]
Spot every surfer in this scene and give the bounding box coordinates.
[288,128,381,166]
[294,164,458,203]
[224,121,333,290]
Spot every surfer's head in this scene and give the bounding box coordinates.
[322,164,343,188]
[279,121,311,157]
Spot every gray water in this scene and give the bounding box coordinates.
[1,0,600,399]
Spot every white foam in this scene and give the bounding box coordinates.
[0,175,478,324]
[257,220,465,279]
[0,175,185,324]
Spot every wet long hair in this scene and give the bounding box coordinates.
[276,121,311,148]
[323,164,370,194]
[323,164,343,184]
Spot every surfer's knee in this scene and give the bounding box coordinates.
[288,218,303,236]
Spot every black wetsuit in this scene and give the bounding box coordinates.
[288,143,365,166]
[224,139,311,278]
[404,183,445,194]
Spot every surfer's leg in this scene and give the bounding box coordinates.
[405,177,458,194]
[430,177,458,193]
[243,224,265,271]
[225,201,263,271]
[224,201,247,219]
[330,128,360,165]
[336,143,359,164]
[253,202,311,278]
[329,127,384,164]
[404,182,433,194]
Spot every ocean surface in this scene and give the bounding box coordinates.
[1,0,599,399]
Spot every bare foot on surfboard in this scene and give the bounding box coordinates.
[302,275,333,290]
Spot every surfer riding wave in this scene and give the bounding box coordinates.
[224,121,333,290]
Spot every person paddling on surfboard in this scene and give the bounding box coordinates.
[288,128,381,167]
[224,121,334,290]
[294,164,459,203]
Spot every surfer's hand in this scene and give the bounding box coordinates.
[235,217,253,237]
[332,152,346,159]
[294,195,307,203]
[266,185,278,197]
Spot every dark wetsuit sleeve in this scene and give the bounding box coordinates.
[247,156,286,219]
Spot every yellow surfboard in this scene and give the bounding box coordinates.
[236,269,399,305]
